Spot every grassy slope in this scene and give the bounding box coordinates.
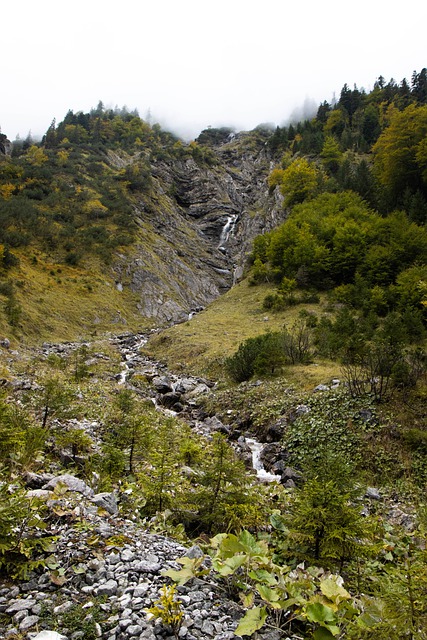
[146,278,340,388]
[0,249,152,347]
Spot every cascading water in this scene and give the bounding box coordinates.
[218,214,237,251]
[117,335,148,385]
[115,334,280,482]
[245,438,281,483]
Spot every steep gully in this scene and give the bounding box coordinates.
[112,135,287,325]
[113,194,286,480]
[114,201,283,481]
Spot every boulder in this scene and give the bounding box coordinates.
[174,378,199,394]
[202,415,228,433]
[281,467,303,483]
[92,492,118,515]
[151,375,173,393]
[263,418,286,443]
[288,404,310,423]
[184,383,211,399]
[260,443,288,471]
[32,632,68,640]
[43,474,94,498]
[24,472,55,488]
[313,384,329,392]
[26,489,52,500]
[365,487,381,500]
[157,391,182,409]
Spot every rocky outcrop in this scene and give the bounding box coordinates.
[0,133,12,156]
[111,132,287,325]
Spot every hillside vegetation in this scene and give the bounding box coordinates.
[0,105,278,342]
[0,71,427,639]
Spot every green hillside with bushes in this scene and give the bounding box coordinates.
[0,70,427,639]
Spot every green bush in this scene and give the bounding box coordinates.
[225,332,286,382]
[0,477,54,578]
[225,323,313,382]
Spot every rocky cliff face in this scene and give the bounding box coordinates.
[0,133,12,156]
[112,132,286,324]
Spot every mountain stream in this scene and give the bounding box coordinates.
[115,333,280,483]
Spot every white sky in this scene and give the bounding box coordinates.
[2,0,426,141]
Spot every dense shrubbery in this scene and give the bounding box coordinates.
[166,496,427,639]
[225,321,313,382]
[259,75,427,386]
[252,191,427,298]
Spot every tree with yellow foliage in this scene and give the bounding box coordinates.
[278,158,321,206]
[372,103,427,198]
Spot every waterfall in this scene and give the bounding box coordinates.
[245,438,281,483]
[218,214,237,250]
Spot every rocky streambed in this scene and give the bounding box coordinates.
[0,333,289,640]
[111,333,290,483]
[0,333,416,640]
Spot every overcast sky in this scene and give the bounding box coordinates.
[2,0,426,141]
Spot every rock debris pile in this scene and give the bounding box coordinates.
[0,475,249,640]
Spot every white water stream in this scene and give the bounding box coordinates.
[245,438,281,483]
[218,215,237,250]
[115,335,280,482]
[117,336,148,385]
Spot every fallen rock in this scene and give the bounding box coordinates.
[24,472,55,489]
[288,404,310,423]
[96,579,119,596]
[92,492,118,515]
[365,487,381,500]
[313,384,329,392]
[6,599,37,614]
[31,632,68,640]
[42,474,94,498]
[152,376,173,393]
[19,614,40,631]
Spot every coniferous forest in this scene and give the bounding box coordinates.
[0,70,426,639]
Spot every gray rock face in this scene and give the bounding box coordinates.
[112,134,288,324]
[313,384,330,392]
[24,472,55,488]
[0,134,12,156]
